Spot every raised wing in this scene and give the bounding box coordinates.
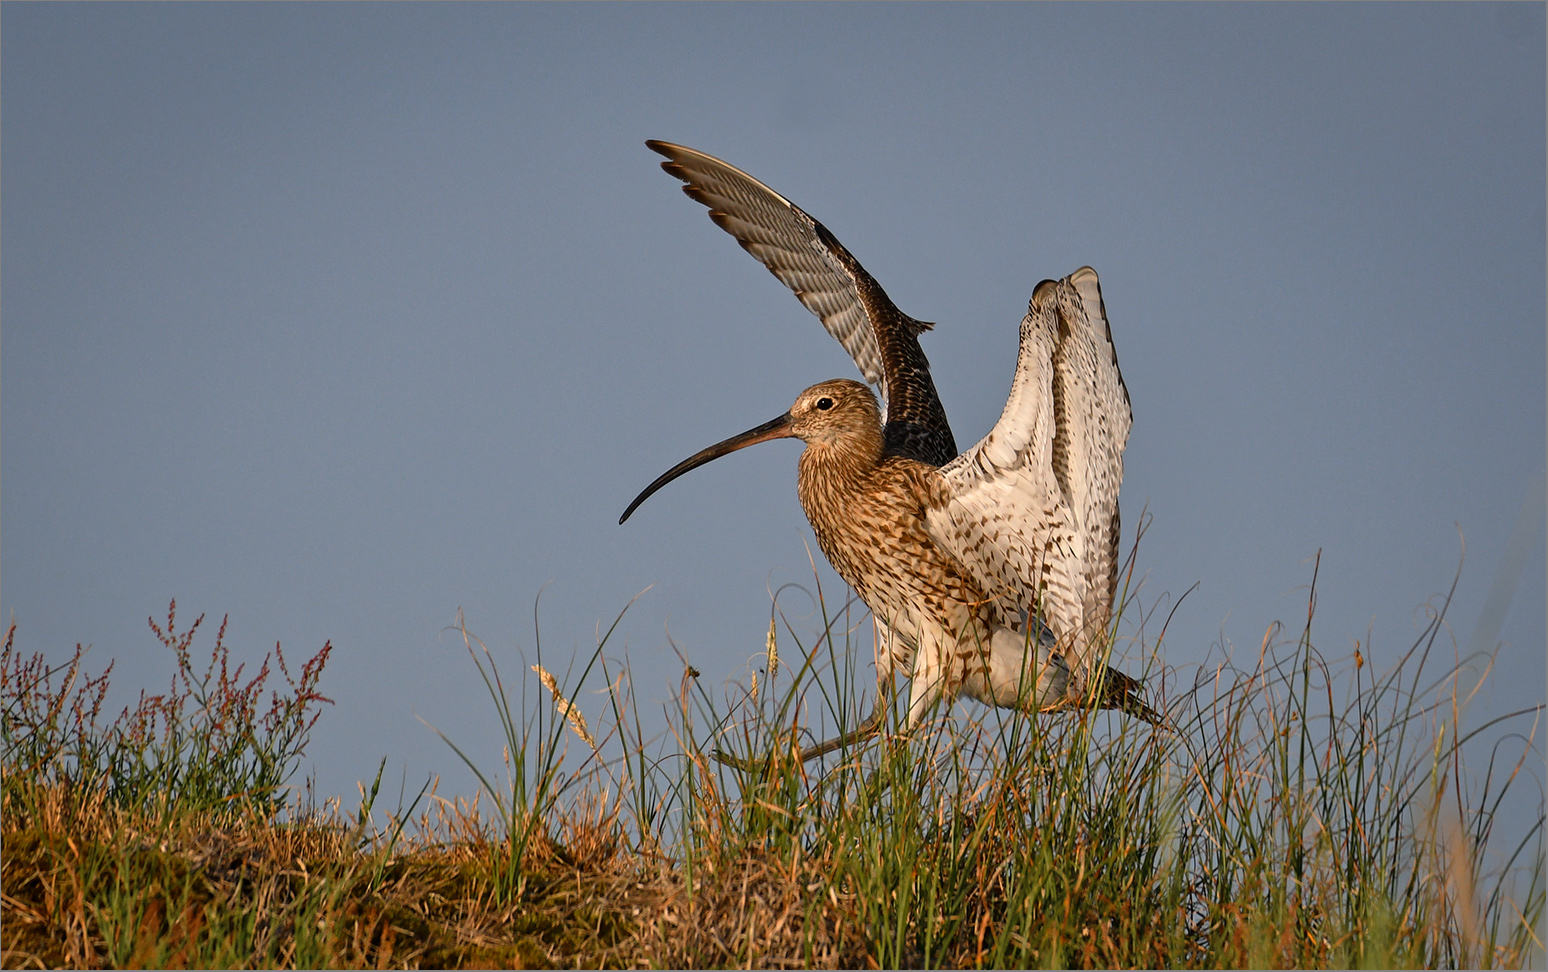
[647,140,957,466]
[1052,268,1131,637]
[924,268,1130,680]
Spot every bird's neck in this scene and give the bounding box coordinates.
[796,425,885,515]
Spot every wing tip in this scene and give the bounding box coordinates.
[1070,265,1106,307]
[648,141,702,185]
[1029,277,1061,310]
[1030,267,1105,314]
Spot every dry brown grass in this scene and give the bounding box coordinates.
[1,776,887,969]
[3,780,653,968]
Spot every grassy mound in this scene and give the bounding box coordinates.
[3,558,1542,968]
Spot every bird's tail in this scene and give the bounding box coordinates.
[1094,665,1163,725]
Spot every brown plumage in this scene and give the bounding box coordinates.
[622,144,1157,762]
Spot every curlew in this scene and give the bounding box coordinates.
[621,141,1157,762]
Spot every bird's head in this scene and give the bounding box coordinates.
[618,378,880,524]
[786,379,880,445]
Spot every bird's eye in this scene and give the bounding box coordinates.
[816,397,834,411]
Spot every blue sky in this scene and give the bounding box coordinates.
[4,3,1543,809]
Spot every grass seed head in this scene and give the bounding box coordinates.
[531,663,596,749]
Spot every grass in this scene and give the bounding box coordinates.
[2,546,1542,968]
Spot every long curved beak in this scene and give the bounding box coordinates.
[619,412,795,524]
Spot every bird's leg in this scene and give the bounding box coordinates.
[796,703,888,762]
[713,682,896,771]
[712,704,888,771]
[903,630,948,729]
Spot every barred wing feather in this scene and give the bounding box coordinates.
[647,140,956,467]
[647,141,885,389]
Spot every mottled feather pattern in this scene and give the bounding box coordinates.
[784,382,1076,719]
[926,270,1129,694]
[1049,271,1130,653]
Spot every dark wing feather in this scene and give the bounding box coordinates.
[647,140,956,466]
